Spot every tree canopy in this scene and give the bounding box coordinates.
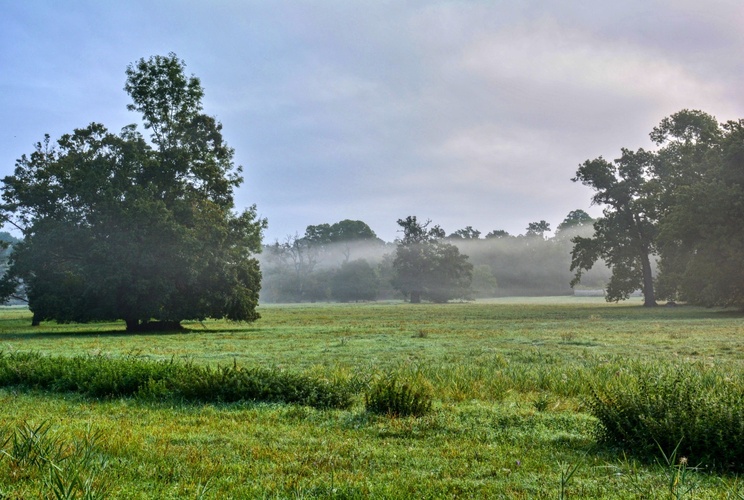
[0,54,266,330]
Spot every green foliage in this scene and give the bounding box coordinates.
[365,373,433,417]
[588,362,744,472]
[0,352,353,409]
[0,53,266,330]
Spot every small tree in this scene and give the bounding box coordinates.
[391,216,472,303]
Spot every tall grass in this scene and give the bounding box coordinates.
[0,352,353,409]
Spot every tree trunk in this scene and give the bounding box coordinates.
[633,213,657,307]
[31,313,40,327]
[640,251,657,307]
[410,291,421,304]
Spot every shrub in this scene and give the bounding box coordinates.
[365,374,433,417]
[587,362,744,472]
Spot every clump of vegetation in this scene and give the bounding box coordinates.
[365,373,433,417]
[0,421,110,499]
[0,352,353,410]
[588,362,744,472]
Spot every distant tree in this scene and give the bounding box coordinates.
[265,234,320,302]
[0,54,266,330]
[556,210,594,235]
[391,216,472,303]
[304,219,377,245]
[331,258,379,302]
[303,223,333,245]
[448,226,481,239]
[485,229,510,239]
[525,220,551,238]
[470,264,498,297]
[570,148,659,306]
[304,219,379,262]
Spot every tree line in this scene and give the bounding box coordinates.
[259,212,611,303]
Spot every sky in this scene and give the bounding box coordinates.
[2,1,743,243]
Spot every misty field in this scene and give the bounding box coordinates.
[2,299,744,498]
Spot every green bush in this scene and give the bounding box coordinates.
[365,373,433,417]
[0,352,353,410]
[588,362,744,472]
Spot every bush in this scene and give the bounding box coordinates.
[0,352,353,410]
[588,362,744,472]
[365,374,433,417]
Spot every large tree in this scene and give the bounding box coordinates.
[654,112,744,307]
[391,216,472,303]
[570,148,659,306]
[0,54,266,331]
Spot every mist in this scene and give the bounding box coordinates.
[258,224,611,304]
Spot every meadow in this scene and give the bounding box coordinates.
[1,298,744,498]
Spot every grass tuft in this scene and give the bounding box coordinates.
[365,373,433,417]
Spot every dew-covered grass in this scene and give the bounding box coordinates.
[1,299,743,498]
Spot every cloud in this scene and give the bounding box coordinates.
[1,1,743,243]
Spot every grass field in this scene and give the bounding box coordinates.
[1,298,744,498]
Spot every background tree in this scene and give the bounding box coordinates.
[485,229,510,239]
[304,219,380,262]
[262,234,322,302]
[0,54,266,330]
[448,226,481,239]
[525,220,551,238]
[570,148,659,306]
[331,258,379,302]
[555,210,593,237]
[391,216,472,303]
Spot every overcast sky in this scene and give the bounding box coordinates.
[2,1,743,242]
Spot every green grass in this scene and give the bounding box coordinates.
[1,299,744,498]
